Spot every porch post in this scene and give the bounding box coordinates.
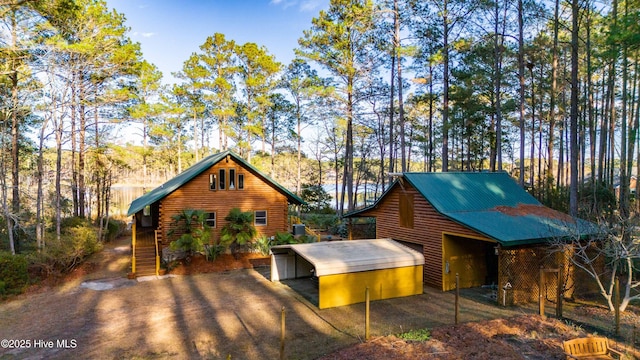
[155,229,160,276]
[131,218,136,274]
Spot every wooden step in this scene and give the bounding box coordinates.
[135,248,156,254]
[136,260,157,267]
[136,270,159,277]
[132,245,164,277]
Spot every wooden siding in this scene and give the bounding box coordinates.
[362,184,489,290]
[159,156,290,245]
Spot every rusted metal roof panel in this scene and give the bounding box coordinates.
[347,172,601,246]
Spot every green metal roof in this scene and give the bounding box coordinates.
[127,150,305,216]
[347,172,600,247]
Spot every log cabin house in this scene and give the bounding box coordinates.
[126,150,304,277]
[345,172,599,305]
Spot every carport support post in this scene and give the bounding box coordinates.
[280,306,286,360]
[539,266,545,319]
[614,278,620,336]
[556,268,563,319]
[365,287,370,341]
[455,273,459,324]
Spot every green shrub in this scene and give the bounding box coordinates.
[104,218,126,242]
[0,252,29,296]
[220,208,257,258]
[253,235,271,256]
[298,234,316,243]
[30,222,103,275]
[168,209,210,258]
[397,328,431,342]
[301,213,339,230]
[59,216,91,229]
[272,231,296,246]
[204,244,226,262]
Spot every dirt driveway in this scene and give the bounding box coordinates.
[0,238,556,360]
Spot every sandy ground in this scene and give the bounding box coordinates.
[0,236,638,360]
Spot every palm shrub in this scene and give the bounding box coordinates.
[253,235,271,256]
[168,209,210,259]
[272,231,297,245]
[204,244,226,261]
[220,208,257,259]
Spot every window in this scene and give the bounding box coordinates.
[254,210,267,226]
[238,174,244,190]
[219,169,226,190]
[229,168,236,190]
[399,193,414,228]
[205,212,216,228]
[209,173,217,191]
[143,205,151,216]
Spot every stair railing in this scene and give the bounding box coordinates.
[154,230,161,276]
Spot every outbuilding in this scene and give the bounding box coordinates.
[344,172,600,305]
[270,239,424,309]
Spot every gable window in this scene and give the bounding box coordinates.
[254,210,267,226]
[399,193,414,228]
[219,169,226,190]
[229,168,236,190]
[209,174,217,191]
[238,174,244,190]
[205,212,216,228]
[143,205,151,216]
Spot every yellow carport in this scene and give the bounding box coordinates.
[271,239,424,309]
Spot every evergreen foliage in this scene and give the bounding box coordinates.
[0,252,29,296]
[220,208,257,258]
[168,209,210,258]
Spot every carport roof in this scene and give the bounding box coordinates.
[345,172,601,246]
[270,239,424,277]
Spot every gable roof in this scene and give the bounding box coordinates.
[127,150,304,216]
[346,172,600,247]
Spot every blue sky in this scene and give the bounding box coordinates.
[105,0,329,84]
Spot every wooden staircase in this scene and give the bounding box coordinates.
[135,246,158,277]
[132,226,162,278]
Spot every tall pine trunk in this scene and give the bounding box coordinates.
[518,0,525,187]
[569,0,580,217]
[441,0,450,172]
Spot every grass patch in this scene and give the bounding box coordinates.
[397,328,431,342]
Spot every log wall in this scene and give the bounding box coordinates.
[159,156,290,245]
[362,183,487,290]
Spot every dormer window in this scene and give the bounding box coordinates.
[238,174,244,190]
[229,168,236,190]
[219,169,226,190]
[209,174,217,191]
